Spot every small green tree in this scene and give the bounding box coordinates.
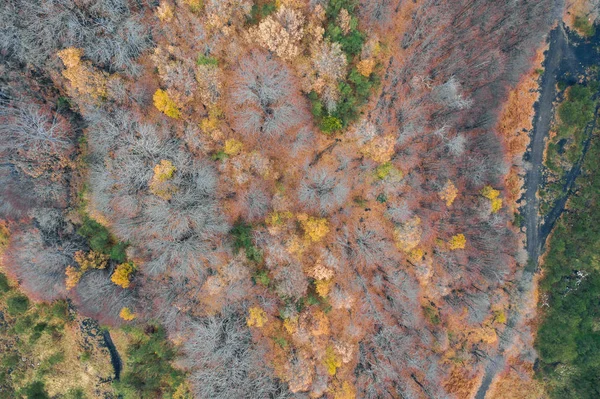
[321,116,343,133]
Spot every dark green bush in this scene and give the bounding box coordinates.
[20,381,50,399]
[253,270,271,286]
[78,217,127,261]
[109,242,127,263]
[231,221,262,263]
[65,388,86,399]
[78,217,110,252]
[2,353,20,369]
[7,294,30,316]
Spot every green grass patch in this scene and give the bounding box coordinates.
[573,15,596,37]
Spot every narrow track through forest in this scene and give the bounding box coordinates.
[476,23,599,399]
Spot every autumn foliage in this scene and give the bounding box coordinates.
[0,0,555,397]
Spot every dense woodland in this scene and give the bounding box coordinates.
[0,0,571,397]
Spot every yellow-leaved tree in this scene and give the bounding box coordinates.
[448,234,466,250]
[439,180,458,206]
[246,306,268,328]
[58,48,107,100]
[65,250,109,289]
[298,214,330,242]
[119,307,136,321]
[223,139,243,156]
[324,345,342,375]
[481,185,503,213]
[331,380,357,399]
[153,89,181,119]
[111,262,136,288]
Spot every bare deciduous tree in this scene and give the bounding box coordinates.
[183,307,290,399]
[231,51,305,138]
[298,168,349,215]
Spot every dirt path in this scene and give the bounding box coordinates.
[474,24,570,399]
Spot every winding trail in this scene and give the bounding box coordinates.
[474,25,571,399]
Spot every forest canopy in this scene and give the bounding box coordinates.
[0,0,568,397]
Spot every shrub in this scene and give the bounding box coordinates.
[65,388,86,399]
[184,0,203,13]
[7,294,30,316]
[423,305,441,325]
[558,85,594,129]
[2,353,20,369]
[448,234,466,250]
[51,300,70,322]
[253,270,271,286]
[375,162,393,179]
